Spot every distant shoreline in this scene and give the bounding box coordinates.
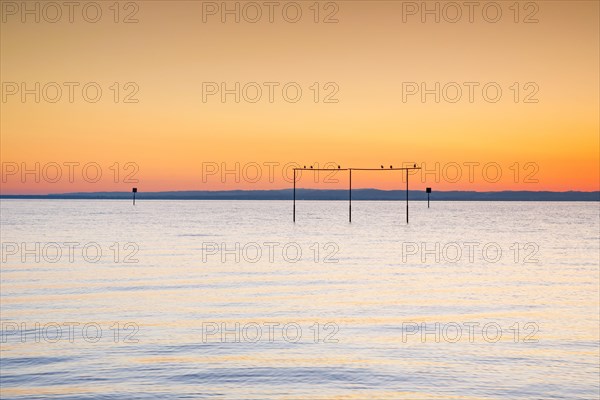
[1,189,598,201]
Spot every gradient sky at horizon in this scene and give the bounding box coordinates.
[1,0,598,194]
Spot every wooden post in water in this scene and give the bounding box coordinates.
[132,187,137,205]
[293,169,296,222]
[349,169,352,223]
[405,170,409,224]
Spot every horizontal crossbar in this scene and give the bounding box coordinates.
[293,167,422,171]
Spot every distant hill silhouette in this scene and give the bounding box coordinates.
[2,189,598,201]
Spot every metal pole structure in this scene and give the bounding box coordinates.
[290,167,420,223]
[406,170,409,224]
[349,169,352,223]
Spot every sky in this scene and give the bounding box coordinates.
[1,0,599,194]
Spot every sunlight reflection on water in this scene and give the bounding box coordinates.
[1,200,599,399]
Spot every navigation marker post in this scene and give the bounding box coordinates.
[426,187,431,208]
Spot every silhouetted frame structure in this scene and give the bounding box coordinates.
[132,187,137,205]
[293,167,422,223]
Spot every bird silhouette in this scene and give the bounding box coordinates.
[310,166,313,169]
[381,165,384,169]
[303,165,306,169]
[413,164,416,168]
[338,165,340,169]
[390,165,393,169]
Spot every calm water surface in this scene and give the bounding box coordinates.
[1,200,599,399]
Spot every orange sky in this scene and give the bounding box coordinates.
[1,0,598,194]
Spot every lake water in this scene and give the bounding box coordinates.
[1,200,599,399]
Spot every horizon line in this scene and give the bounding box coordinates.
[1,188,599,197]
